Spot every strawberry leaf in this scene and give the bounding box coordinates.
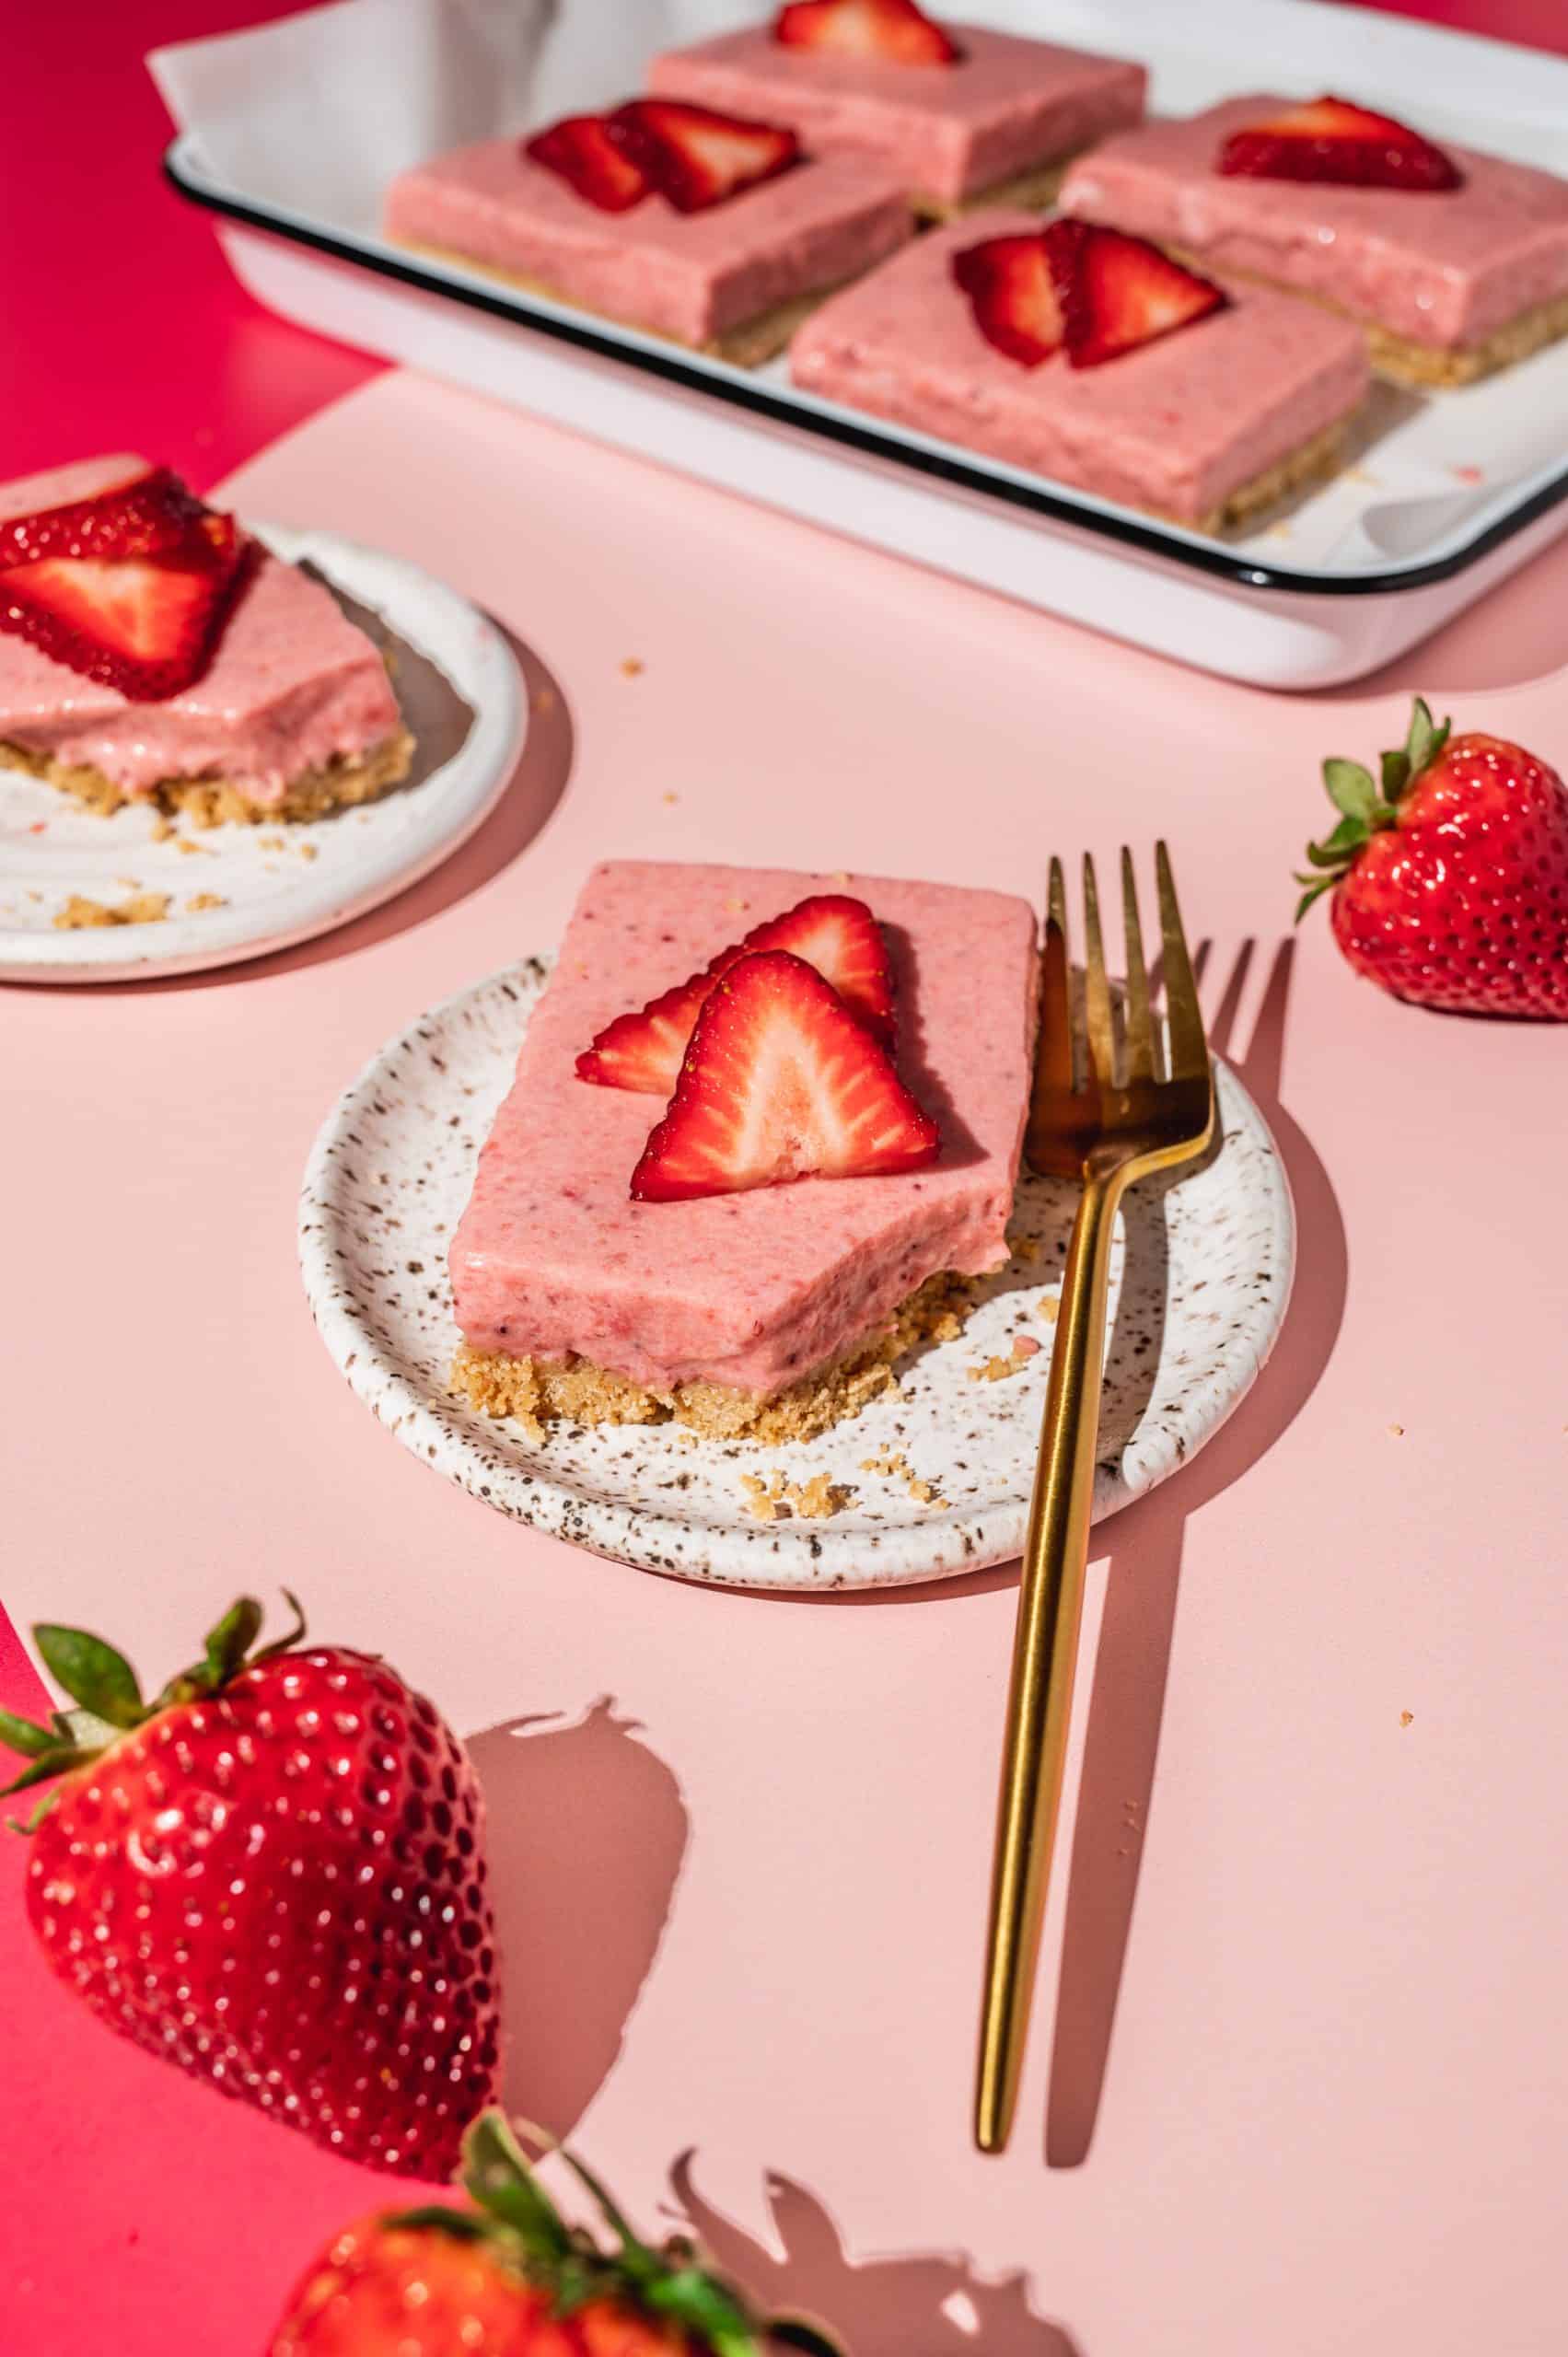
[200,1596,264,1689]
[1322,758,1379,826]
[1294,875,1338,923]
[1303,815,1368,868]
[0,1710,52,1759]
[462,2114,575,2264]
[643,2265,761,2357]
[33,1625,144,1728]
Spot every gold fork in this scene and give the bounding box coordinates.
[974,843,1214,2155]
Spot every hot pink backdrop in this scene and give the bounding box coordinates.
[5,6,1567,2355]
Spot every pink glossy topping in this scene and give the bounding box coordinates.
[791,210,1368,525]
[449,861,1039,1396]
[0,459,401,799]
[384,141,912,344]
[650,25,1145,203]
[1061,95,1568,350]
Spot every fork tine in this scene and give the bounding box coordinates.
[1119,847,1156,1086]
[1034,857,1077,1101]
[1081,854,1116,1091]
[1155,841,1207,1080]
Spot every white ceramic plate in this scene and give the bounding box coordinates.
[299,956,1296,1591]
[0,525,526,983]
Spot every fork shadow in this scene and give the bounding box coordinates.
[1043,935,1348,2165]
[466,1696,690,2141]
[669,2155,1081,2357]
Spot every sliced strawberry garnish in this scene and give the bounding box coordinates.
[524,113,651,212]
[607,99,801,215]
[0,513,247,702]
[579,890,895,1095]
[0,466,208,572]
[1043,219,1226,368]
[951,234,1063,367]
[1217,96,1461,192]
[773,0,962,66]
[631,949,938,1202]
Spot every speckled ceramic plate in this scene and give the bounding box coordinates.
[0,526,525,983]
[299,956,1295,1591]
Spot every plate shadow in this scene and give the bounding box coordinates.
[468,1696,689,2140]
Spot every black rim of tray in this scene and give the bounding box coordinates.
[166,140,1568,600]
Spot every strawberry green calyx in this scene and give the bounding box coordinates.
[1294,695,1452,921]
[0,1591,307,1822]
[392,2114,843,2356]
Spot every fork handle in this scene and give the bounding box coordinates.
[975,1164,1122,2154]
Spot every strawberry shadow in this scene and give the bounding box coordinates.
[668,2157,1080,2357]
[466,1696,689,2141]
[25,620,572,994]
[1044,935,1348,2165]
[882,921,985,1169]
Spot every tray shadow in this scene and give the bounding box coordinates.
[671,2156,1081,2357]
[468,1696,688,2141]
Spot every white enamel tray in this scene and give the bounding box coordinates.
[151,0,1568,690]
[0,527,525,983]
[298,955,1295,1591]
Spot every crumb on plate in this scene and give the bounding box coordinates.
[52,891,170,931]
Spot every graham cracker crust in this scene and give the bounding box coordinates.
[396,239,857,366]
[914,159,1069,223]
[1165,247,1568,388]
[451,1271,973,1445]
[1199,413,1352,535]
[1,726,415,827]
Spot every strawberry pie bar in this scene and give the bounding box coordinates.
[1060,96,1568,387]
[790,212,1371,532]
[450,861,1039,1442]
[383,99,912,365]
[0,457,411,823]
[651,2,1145,218]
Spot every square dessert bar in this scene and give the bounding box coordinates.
[0,457,411,824]
[789,211,1371,531]
[450,861,1040,1441]
[383,140,912,362]
[1060,97,1568,387]
[649,26,1146,216]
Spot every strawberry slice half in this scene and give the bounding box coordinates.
[607,99,801,215]
[1217,95,1462,192]
[1042,219,1226,368]
[951,233,1063,366]
[773,0,963,67]
[579,890,896,1095]
[524,113,651,212]
[0,466,208,572]
[631,949,939,1202]
[0,513,248,702]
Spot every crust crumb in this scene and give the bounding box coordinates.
[185,892,226,913]
[1400,1710,1414,1727]
[175,835,212,856]
[971,1354,1017,1383]
[1037,1295,1060,1323]
[53,891,170,931]
[620,657,645,679]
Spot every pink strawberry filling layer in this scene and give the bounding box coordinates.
[450,862,1039,1396]
[0,457,401,800]
[789,211,1369,524]
[1060,97,1568,351]
[649,27,1146,204]
[383,143,912,344]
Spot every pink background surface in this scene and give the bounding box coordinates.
[5,6,1568,2355]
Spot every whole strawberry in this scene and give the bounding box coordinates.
[0,1596,500,2176]
[1295,697,1568,1017]
[271,2112,841,2356]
